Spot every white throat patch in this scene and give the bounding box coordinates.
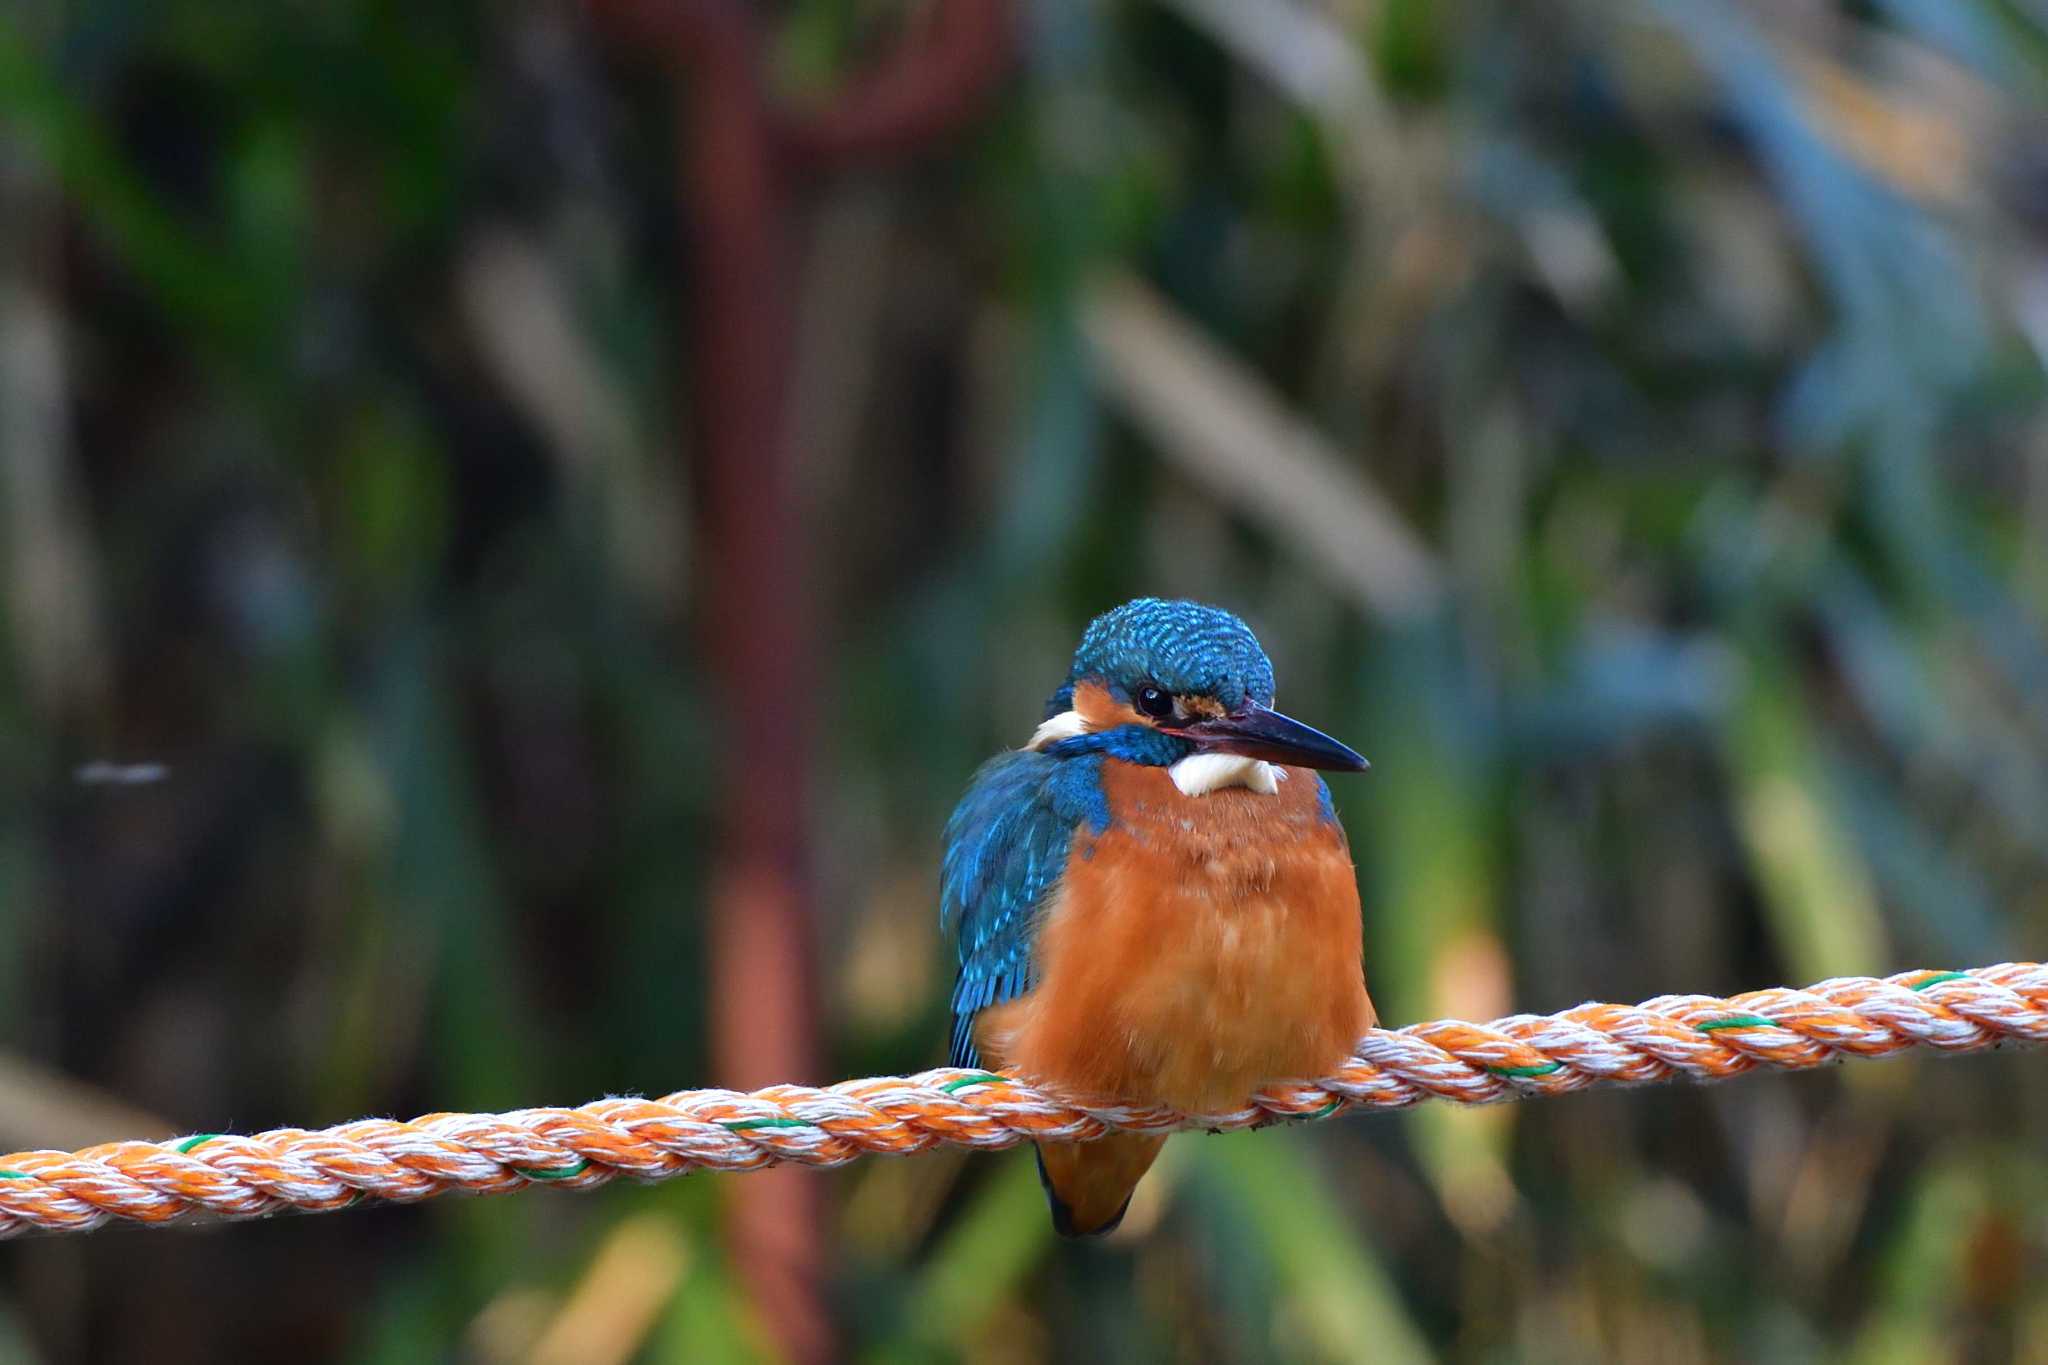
[1024,709,1090,751]
[1169,752,1286,797]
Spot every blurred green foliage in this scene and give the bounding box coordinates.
[5,0,2048,1360]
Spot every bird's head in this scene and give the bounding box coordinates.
[1038,598,1368,772]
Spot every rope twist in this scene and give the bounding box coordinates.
[3,963,2040,1236]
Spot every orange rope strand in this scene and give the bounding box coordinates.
[3,963,2041,1236]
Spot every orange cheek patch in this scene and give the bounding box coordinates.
[1072,680,1148,731]
[1072,679,1226,729]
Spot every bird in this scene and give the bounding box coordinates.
[941,597,1376,1237]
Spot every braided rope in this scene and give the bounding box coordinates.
[3,963,2042,1237]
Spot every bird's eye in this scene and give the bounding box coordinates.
[1135,685,1174,720]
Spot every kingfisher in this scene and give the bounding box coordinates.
[941,598,1377,1237]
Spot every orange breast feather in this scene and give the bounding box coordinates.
[975,760,1375,1112]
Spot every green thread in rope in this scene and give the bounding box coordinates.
[1303,1099,1344,1120]
[939,1073,1008,1093]
[722,1117,812,1132]
[1488,1061,1564,1078]
[516,1160,589,1181]
[176,1134,222,1154]
[1912,971,1970,991]
[0,1171,23,1180]
[1697,1015,1779,1032]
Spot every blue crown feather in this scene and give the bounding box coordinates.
[1044,598,1276,717]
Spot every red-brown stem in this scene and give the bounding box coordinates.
[780,0,1015,169]
[587,2,1013,1356]
[672,6,828,1362]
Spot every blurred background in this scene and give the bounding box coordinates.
[4,0,2048,1360]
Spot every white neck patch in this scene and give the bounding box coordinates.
[1169,752,1286,797]
[1024,709,1090,751]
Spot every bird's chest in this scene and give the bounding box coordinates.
[981,761,1371,1111]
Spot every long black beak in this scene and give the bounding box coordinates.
[1172,702,1370,772]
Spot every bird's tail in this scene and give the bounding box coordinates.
[1034,1134,1167,1238]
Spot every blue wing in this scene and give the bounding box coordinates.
[940,749,1110,1068]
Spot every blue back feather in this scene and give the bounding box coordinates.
[940,750,1111,1066]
